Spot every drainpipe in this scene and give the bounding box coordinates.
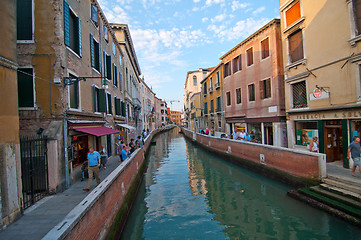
[63,118,69,188]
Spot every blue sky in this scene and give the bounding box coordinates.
[98,0,280,111]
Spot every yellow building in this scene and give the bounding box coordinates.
[280,0,361,165]
[190,92,202,131]
[184,68,213,128]
[0,0,22,228]
[170,110,182,125]
[200,63,225,133]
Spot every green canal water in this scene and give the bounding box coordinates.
[120,129,361,239]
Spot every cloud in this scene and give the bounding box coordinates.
[207,17,270,41]
[211,13,227,23]
[193,0,201,2]
[100,4,131,24]
[252,7,266,15]
[205,0,225,6]
[231,1,250,12]
[202,17,209,22]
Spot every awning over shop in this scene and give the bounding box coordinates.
[73,126,119,136]
[117,124,136,131]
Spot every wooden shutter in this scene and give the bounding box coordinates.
[238,55,242,70]
[261,38,269,59]
[285,1,301,27]
[289,30,303,62]
[247,48,253,66]
[17,0,33,40]
[121,101,126,117]
[107,94,112,114]
[64,0,70,46]
[18,68,34,107]
[90,34,95,67]
[266,79,271,98]
[260,81,265,99]
[355,0,361,34]
[98,89,106,113]
[103,51,107,78]
[106,55,112,80]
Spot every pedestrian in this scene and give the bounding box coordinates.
[83,146,101,191]
[136,136,143,148]
[310,137,319,153]
[246,132,250,141]
[121,145,130,162]
[232,130,239,140]
[239,130,246,141]
[117,140,125,161]
[348,136,361,176]
[205,128,209,135]
[210,127,215,136]
[129,138,136,154]
[99,145,107,169]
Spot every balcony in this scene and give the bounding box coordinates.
[132,97,142,109]
[208,87,213,93]
[215,82,220,89]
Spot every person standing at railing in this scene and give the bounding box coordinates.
[83,146,101,192]
[121,145,130,162]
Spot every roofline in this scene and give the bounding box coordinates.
[220,18,280,60]
[200,62,222,84]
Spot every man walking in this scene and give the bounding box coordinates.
[348,136,361,176]
[83,146,101,191]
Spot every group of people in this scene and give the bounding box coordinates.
[83,130,150,192]
[199,127,215,136]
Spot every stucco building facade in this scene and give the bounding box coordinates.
[221,19,286,146]
[280,0,361,165]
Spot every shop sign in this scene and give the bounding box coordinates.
[310,89,329,100]
[294,110,361,120]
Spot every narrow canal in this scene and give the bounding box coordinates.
[120,129,361,239]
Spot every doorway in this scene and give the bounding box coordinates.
[264,123,273,145]
[324,121,342,162]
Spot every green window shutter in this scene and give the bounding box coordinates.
[107,94,112,114]
[64,1,70,46]
[93,85,97,112]
[99,45,102,73]
[106,56,112,80]
[17,0,33,40]
[98,89,106,113]
[90,34,94,67]
[18,68,34,107]
[103,51,107,78]
[342,119,349,168]
[78,18,82,57]
[114,97,119,115]
[318,120,324,153]
[121,101,126,117]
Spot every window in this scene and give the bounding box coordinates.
[93,86,106,112]
[224,62,231,77]
[216,96,221,112]
[210,78,213,91]
[104,52,112,80]
[104,25,108,42]
[18,68,34,108]
[121,101,126,117]
[226,91,231,106]
[260,78,271,99]
[17,0,33,40]
[210,100,214,113]
[247,48,253,66]
[216,71,220,84]
[90,34,101,72]
[113,64,118,87]
[193,75,197,86]
[204,102,208,114]
[69,74,79,109]
[292,81,307,108]
[288,30,304,63]
[285,1,301,27]
[107,93,112,114]
[233,56,241,73]
[64,1,82,56]
[353,0,361,35]
[91,4,98,26]
[248,84,255,101]
[261,38,270,59]
[236,88,241,104]
[203,82,207,94]
[115,97,121,115]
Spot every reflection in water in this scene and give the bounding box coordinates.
[120,129,361,240]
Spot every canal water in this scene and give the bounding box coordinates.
[120,129,361,239]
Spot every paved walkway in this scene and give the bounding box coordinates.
[0,155,123,240]
[327,160,361,184]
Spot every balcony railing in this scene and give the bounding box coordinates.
[215,82,220,89]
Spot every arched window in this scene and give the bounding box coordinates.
[193,75,197,86]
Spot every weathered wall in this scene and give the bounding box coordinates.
[43,126,173,240]
[181,128,326,180]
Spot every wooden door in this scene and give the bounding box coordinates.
[324,127,342,162]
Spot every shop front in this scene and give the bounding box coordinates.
[68,121,119,169]
[289,107,361,167]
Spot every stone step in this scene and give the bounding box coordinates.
[310,185,361,209]
[326,174,361,187]
[322,178,361,195]
[297,187,361,219]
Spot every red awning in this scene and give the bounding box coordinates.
[73,126,119,137]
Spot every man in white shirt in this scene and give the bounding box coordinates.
[239,130,246,141]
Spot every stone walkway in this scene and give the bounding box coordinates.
[0,155,122,240]
[326,160,361,183]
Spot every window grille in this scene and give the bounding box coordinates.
[292,81,307,108]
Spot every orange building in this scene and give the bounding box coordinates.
[170,110,182,125]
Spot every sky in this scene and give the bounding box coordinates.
[98,0,280,111]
